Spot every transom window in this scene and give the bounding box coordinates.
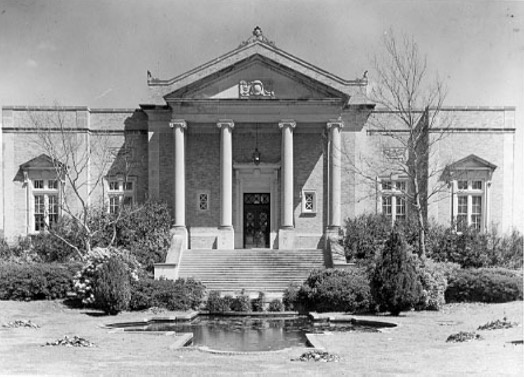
[380,178,407,223]
[107,178,135,214]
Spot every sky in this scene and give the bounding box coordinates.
[0,0,523,109]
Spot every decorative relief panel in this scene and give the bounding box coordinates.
[239,80,275,98]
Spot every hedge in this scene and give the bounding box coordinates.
[293,268,372,313]
[0,262,81,300]
[129,277,206,311]
[445,268,523,303]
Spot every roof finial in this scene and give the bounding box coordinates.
[253,26,263,38]
[239,26,275,48]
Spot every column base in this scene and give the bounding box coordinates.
[278,227,295,249]
[217,226,235,249]
[171,226,188,250]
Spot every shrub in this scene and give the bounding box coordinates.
[205,291,233,313]
[416,259,449,311]
[73,247,141,305]
[282,282,302,311]
[268,299,285,312]
[344,214,392,262]
[28,220,81,262]
[292,268,372,313]
[112,202,172,272]
[251,291,266,312]
[429,226,523,269]
[445,268,523,303]
[370,229,423,315]
[93,256,131,315]
[130,277,205,311]
[231,290,251,312]
[0,262,81,301]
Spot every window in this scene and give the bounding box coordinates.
[380,178,407,224]
[107,178,135,214]
[32,179,61,231]
[301,190,317,214]
[197,191,210,212]
[454,180,484,232]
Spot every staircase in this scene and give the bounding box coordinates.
[177,249,325,295]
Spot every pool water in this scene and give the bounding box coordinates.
[126,316,380,352]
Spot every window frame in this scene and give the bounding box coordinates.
[379,176,408,224]
[452,179,486,232]
[105,176,136,214]
[30,178,62,232]
[196,190,210,213]
[301,189,317,214]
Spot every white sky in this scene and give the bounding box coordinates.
[0,0,522,109]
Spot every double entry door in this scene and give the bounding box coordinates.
[243,193,270,248]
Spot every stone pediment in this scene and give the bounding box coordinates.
[146,28,370,106]
[447,154,497,171]
[20,154,64,171]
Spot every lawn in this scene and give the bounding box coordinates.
[0,300,522,376]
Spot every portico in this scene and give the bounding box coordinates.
[143,27,370,253]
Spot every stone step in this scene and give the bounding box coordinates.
[177,248,325,293]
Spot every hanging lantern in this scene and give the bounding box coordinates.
[252,124,261,165]
[252,148,261,165]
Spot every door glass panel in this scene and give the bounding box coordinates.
[244,193,270,248]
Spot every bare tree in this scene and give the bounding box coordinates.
[347,31,454,257]
[28,107,138,260]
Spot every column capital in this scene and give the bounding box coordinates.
[169,119,187,129]
[278,119,296,130]
[217,119,235,130]
[327,119,344,130]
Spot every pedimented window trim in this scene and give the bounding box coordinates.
[445,155,496,232]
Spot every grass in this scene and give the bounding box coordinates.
[0,300,522,376]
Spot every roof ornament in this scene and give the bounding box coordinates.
[239,26,275,47]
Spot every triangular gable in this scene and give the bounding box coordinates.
[20,154,64,170]
[146,28,369,106]
[446,154,497,171]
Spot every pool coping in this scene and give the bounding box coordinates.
[308,312,398,329]
[103,310,398,351]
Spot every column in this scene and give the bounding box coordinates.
[326,120,346,266]
[217,120,235,249]
[170,119,188,248]
[327,120,344,229]
[278,120,296,249]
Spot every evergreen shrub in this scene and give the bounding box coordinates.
[130,277,205,311]
[251,291,266,312]
[268,299,285,312]
[93,256,131,315]
[231,291,251,312]
[370,230,423,315]
[205,291,233,313]
[445,268,523,303]
[282,282,301,311]
[0,262,80,300]
[293,268,372,313]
